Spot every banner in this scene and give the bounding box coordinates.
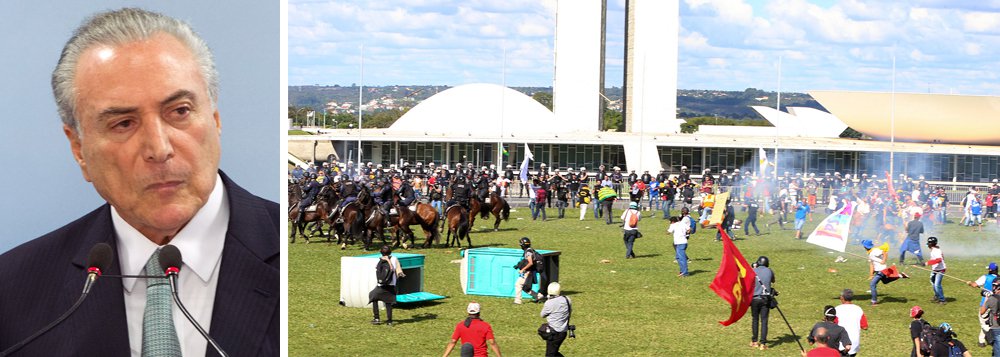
[805,201,853,252]
[709,225,757,326]
[708,192,730,225]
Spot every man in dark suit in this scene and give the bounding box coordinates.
[0,8,277,356]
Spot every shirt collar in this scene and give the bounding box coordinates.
[114,174,230,292]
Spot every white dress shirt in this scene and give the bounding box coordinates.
[113,174,229,357]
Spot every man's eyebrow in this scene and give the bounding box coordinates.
[97,106,139,122]
[160,89,196,107]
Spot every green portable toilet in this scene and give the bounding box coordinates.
[459,247,561,298]
[340,252,445,308]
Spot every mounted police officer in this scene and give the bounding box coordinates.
[372,177,394,224]
[398,178,416,208]
[449,175,472,210]
[296,171,323,224]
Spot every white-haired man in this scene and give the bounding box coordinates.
[0,8,278,356]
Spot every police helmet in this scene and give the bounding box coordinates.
[519,237,532,249]
[927,236,938,247]
[467,163,474,168]
[506,165,513,169]
[756,256,769,267]
[481,166,487,171]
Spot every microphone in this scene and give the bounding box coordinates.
[0,243,114,356]
[159,245,229,357]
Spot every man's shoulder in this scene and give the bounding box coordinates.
[0,205,111,278]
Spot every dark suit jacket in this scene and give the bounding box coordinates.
[0,171,279,356]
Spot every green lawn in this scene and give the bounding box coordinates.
[289,205,999,356]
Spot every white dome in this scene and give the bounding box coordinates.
[390,83,559,136]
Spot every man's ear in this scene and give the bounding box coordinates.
[63,124,91,182]
[213,110,221,134]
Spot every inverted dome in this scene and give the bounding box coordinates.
[390,83,559,136]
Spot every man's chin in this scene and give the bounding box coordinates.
[130,204,201,240]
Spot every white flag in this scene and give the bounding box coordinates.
[519,143,533,183]
[806,202,853,252]
[306,111,315,118]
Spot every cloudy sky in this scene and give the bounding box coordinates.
[291,0,1000,95]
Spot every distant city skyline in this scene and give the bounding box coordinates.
[291,0,1000,95]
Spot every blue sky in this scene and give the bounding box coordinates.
[291,0,1000,94]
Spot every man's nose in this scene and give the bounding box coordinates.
[142,117,174,163]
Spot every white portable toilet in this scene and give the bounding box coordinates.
[340,252,445,308]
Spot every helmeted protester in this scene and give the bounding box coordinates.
[620,202,641,259]
[513,237,545,305]
[924,236,947,304]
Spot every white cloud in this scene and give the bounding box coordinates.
[965,42,982,56]
[707,58,728,68]
[909,49,934,61]
[963,12,1000,33]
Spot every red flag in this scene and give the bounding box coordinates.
[709,224,757,326]
[885,171,898,201]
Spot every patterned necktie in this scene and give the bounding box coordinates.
[141,249,182,356]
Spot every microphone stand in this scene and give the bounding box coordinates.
[166,271,229,357]
[0,271,99,357]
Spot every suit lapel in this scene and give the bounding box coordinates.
[208,172,279,356]
[67,205,132,356]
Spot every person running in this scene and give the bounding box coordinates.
[924,237,947,304]
[443,302,503,357]
[668,216,690,277]
[744,198,761,236]
[794,198,811,239]
[968,262,999,347]
[835,289,868,356]
[620,202,642,259]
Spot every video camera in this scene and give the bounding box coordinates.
[567,324,576,338]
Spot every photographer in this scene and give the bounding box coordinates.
[750,256,775,350]
[967,262,998,347]
[978,280,1000,356]
[539,282,573,357]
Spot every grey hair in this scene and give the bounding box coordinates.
[52,8,218,133]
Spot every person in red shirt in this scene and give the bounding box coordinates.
[802,327,842,357]
[443,302,503,357]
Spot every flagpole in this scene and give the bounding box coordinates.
[357,43,364,165]
[498,45,506,168]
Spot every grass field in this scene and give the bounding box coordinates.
[289,204,1000,356]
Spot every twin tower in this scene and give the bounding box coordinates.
[554,0,682,134]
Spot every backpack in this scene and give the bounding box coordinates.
[628,210,639,227]
[376,258,394,286]
[918,320,945,356]
[945,341,962,357]
[525,248,545,273]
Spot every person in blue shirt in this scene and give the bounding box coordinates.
[794,198,811,239]
[969,262,999,347]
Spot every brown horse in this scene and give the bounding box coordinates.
[350,185,389,251]
[469,192,511,231]
[288,185,334,244]
[390,197,441,249]
[444,205,471,248]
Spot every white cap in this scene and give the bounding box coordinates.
[547,282,562,296]
[467,302,481,314]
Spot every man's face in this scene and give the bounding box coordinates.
[65,33,221,241]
